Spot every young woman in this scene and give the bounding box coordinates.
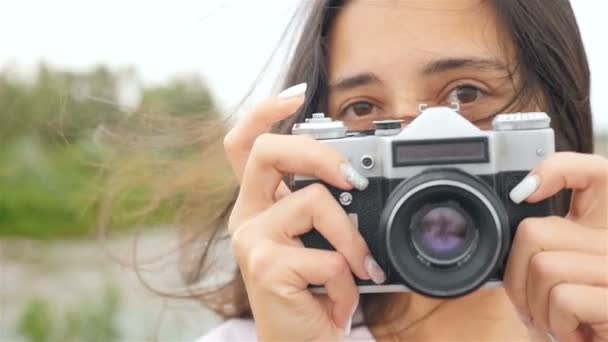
[194,0,607,341]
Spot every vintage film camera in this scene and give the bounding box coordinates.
[290,105,555,298]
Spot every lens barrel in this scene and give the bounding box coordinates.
[381,169,509,298]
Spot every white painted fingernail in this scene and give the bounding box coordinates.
[344,314,353,336]
[365,255,386,284]
[340,163,369,191]
[344,304,357,336]
[516,310,533,329]
[509,174,540,204]
[277,82,307,100]
[548,332,559,342]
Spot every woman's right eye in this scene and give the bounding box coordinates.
[339,100,382,119]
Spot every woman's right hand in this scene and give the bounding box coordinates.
[223,84,386,341]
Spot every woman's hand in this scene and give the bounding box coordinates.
[223,85,385,341]
[503,152,608,342]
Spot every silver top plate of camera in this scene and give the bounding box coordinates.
[492,112,551,131]
[291,106,555,180]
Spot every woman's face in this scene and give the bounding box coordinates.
[327,0,520,131]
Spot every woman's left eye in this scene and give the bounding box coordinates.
[447,85,484,105]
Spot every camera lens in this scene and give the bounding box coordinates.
[411,203,477,265]
[381,169,509,298]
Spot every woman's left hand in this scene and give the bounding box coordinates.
[503,152,608,342]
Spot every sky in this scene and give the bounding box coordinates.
[0,0,606,133]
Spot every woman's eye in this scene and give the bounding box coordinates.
[341,101,379,118]
[447,85,483,105]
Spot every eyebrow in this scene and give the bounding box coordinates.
[330,73,382,92]
[329,57,509,93]
[422,57,509,75]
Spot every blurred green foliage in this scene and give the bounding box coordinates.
[0,63,216,238]
[17,298,53,342]
[18,286,121,342]
[0,139,99,238]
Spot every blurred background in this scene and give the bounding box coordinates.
[0,1,606,341]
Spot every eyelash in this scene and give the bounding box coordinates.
[337,83,489,119]
[442,82,488,107]
[337,98,383,119]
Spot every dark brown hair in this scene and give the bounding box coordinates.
[100,0,593,334]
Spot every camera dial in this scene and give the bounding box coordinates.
[373,120,403,136]
[292,113,347,139]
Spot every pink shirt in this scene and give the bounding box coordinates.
[196,319,375,341]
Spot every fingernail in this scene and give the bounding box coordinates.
[277,82,307,100]
[344,314,353,336]
[365,255,386,284]
[340,163,369,191]
[509,174,540,204]
[344,303,358,336]
[548,332,559,342]
[516,310,533,329]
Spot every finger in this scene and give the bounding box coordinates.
[238,133,363,214]
[549,284,608,342]
[503,216,608,316]
[254,183,372,281]
[224,93,305,181]
[286,247,360,330]
[509,152,608,204]
[274,182,291,201]
[241,243,358,333]
[526,251,608,332]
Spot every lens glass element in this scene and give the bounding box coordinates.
[411,203,477,265]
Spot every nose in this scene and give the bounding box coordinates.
[388,91,430,123]
[392,103,426,126]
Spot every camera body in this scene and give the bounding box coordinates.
[290,106,555,298]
